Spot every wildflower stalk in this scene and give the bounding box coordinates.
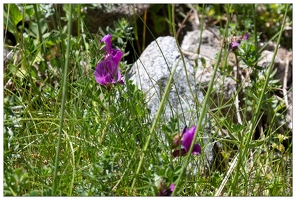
[52,4,73,196]
[230,4,289,195]
[33,4,47,63]
[77,4,81,40]
[100,94,112,143]
[234,53,243,124]
[252,4,258,64]
[197,4,205,55]
[171,4,230,196]
[131,57,180,189]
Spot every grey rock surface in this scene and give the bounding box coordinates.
[127,36,214,172]
[181,29,220,60]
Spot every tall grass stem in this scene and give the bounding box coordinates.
[33,4,47,62]
[52,4,73,196]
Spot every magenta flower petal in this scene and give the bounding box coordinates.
[94,34,124,86]
[181,126,196,152]
[170,183,175,192]
[94,59,122,85]
[101,34,124,65]
[231,33,249,50]
[171,125,201,157]
[192,144,202,155]
[110,49,124,66]
[101,34,112,54]
[231,41,240,49]
[158,183,175,196]
[243,33,249,40]
[119,79,124,85]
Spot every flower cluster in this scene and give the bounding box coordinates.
[229,33,249,49]
[94,34,124,88]
[172,126,202,158]
[158,182,175,196]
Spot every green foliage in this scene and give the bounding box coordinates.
[236,39,258,67]
[149,4,169,34]
[100,19,134,49]
[4,4,23,33]
[202,4,292,49]
[4,168,29,196]
[255,4,292,49]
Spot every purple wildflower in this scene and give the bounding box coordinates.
[230,33,249,49]
[242,33,249,40]
[231,41,240,49]
[172,126,201,158]
[169,183,175,192]
[94,34,124,87]
[158,183,175,196]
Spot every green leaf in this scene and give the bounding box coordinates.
[201,57,206,68]
[23,4,35,17]
[28,190,40,196]
[6,4,23,26]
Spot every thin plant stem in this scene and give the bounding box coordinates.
[132,5,141,54]
[258,31,281,53]
[77,4,81,39]
[33,4,47,63]
[52,4,73,196]
[234,53,242,124]
[197,4,205,55]
[142,8,147,50]
[252,4,258,64]
[167,4,173,35]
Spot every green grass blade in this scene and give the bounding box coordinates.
[51,4,73,196]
